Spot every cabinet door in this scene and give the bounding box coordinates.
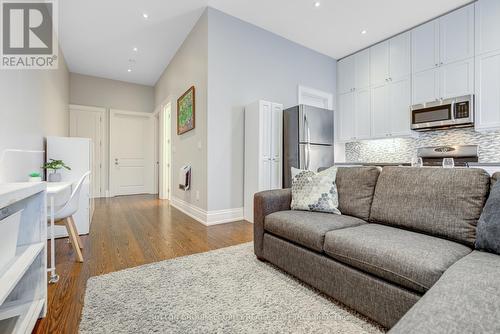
[338,56,355,94]
[389,32,411,80]
[370,41,390,86]
[371,83,390,138]
[440,58,474,100]
[412,20,439,73]
[439,4,474,65]
[354,88,371,139]
[259,101,272,160]
[475,50,500,130]
[338,92,355,141]
[355,49,370,89]
[412,68,440,104]
[389,77,411,136]
[270,103,282,189]
[476,0,500,55]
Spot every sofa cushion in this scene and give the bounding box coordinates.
[476,180,500,254]
[324,224,471,293]
[291,167,340,214]
[336,166,381,220]
[370,167,490,246]
[264,210,366,252]
[389,251,500,334]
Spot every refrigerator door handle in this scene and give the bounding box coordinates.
[304,114,311,170]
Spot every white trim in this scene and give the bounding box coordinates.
[69,104,106,113]
[298,85,334,110]
[170,197,244,226]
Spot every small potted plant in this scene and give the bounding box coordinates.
[28,172,42,182]
[42,159,71,182]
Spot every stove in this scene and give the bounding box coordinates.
[417,145,479,167]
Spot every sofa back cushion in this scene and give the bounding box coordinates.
[369,167,490,246]
[336,166,381,220]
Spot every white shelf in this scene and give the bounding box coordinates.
[0,299,45,334]
[0,243,44,306]
[0,183,45,210]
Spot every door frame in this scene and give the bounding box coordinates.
[109,108,155,197]
[155,100,172,200]
[69,104,107,198]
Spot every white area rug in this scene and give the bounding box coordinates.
[80,243,384,333]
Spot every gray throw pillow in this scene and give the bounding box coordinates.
[291,166,340,214]
[476,180,500,254]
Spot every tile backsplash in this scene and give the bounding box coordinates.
[345,128,500,163]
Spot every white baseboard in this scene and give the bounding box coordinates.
[170,197,244,226]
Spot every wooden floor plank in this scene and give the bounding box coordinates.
[33,195,253,333]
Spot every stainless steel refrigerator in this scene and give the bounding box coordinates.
[283,105,334,188]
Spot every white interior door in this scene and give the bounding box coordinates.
[159,103,172,200]
[69,105,105,198]
[110,109,155,196]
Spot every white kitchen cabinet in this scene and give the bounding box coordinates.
[475,0,500,56]
[338,92,355,141]
[338,56,355,94]
[389,76,412,136]
[370,41,390,86]
[475,50,500,131]
[371,77,411,138]
[389,32,411,80]
[413,68,440,104]
[440,58,474,99]
[354,88,372,139]
[244,100,283,222]
[371,83,390,138]
[412,20,440,73]
[355,49,370,89]
[440,5,474,65]
[413,58,474,104]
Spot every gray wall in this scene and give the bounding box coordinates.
[0,49,70,182]
[206,8,337,211]
[155,11,208,210]
[70,73,154,112]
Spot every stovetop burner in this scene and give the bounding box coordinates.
[417,145,479,167]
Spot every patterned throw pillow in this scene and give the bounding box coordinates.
[291,167,341,214]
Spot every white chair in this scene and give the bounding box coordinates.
[48,171,91,262]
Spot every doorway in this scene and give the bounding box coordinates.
[109,109,155,196]
[158,102,172,200]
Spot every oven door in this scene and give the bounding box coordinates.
[411,104,453,130]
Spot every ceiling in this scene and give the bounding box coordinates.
[60,0,473,86]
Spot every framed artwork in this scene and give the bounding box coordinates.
[177,86,195,135]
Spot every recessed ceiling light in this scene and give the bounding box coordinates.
[142,13,149,19]
[361,30,368,35]
[314,1,321,7]
[127,69,132,73]
[133,47,138,52]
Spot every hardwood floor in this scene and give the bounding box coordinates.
[33,195,253,334]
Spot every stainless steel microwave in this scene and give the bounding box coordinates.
[411,95,474,131]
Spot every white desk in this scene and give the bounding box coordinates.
[46,182,72,284]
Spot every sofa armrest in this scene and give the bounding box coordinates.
[389,250,500,333]
[253,189,291,258]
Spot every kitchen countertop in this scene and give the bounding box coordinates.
[468,162,500,166]
[334,162,411,167]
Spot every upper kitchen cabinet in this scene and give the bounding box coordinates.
[370,41,389,86]
[475,50,500,131]
[338,91,356,141]
[370,32,410,86]
[412,5,473,73]
[355,49,370,90]
[475,0,500,56]
[439,5,474,65]
[412,20,439,73]
[338,56,355,94]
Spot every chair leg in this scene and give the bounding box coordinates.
[64,218,83,262]
[68,216,84,249]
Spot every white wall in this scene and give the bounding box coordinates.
[155,11,208,210]
[206,8,337,211]
[70,73,154,113]
[0,49,70,182]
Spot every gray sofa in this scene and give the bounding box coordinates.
[254,166,500,332]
